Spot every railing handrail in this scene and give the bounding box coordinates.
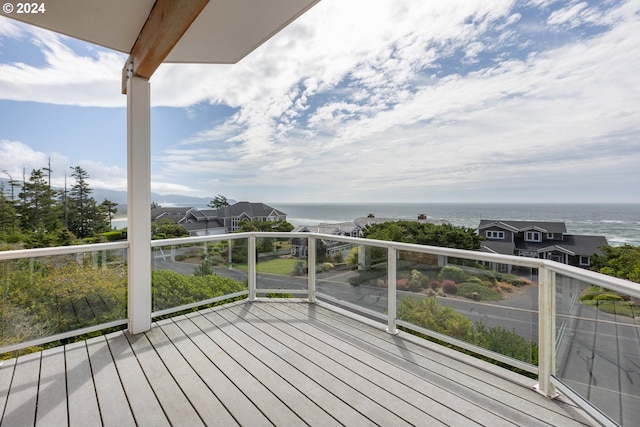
[2,232,637,297]
[0,241,129,261]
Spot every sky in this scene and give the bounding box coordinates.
[0,0,639,204]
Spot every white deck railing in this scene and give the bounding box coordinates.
[1,233,638,426]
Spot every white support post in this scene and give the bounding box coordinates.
[127,75,152,335]
[536,264,560,398]
[307,236,316,303]
[248,235,257,301]
[386,246,398,334]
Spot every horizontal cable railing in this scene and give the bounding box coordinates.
[2,232,638,426]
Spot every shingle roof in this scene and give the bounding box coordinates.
[480,241,516,255]
[478,220,567,234]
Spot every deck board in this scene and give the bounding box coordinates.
[86,335,136,427]
[65,340,102,426]
[35,345,67,427]
[0,299,599,427]
[280,301,593,427]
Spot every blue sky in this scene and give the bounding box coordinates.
[0,0,639,203]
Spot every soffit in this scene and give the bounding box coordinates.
[0,0,319,63]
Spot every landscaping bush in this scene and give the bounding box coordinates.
[499,274,533,287]
[441,279,457,295]
[102,231,124,241]
[438,265,467,283]
[457,282,502,301]
[427,279,440,290]
[320,262,334,272]
[593,293,624,301]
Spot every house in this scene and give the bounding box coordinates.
[478,219,608,268]
[151,206,192,223]
[291,222,363,258]
[291,215,444,258]
[179,201,287,236]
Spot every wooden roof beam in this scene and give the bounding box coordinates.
[122,0,209,94]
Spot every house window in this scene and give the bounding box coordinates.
[525,231,541,242]
[486,231,505,239]
[547,233,555,239]
[580,256,590,266]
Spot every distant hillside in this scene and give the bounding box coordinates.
[92,188,225,207]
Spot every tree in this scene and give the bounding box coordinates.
[362,221,481,250]
[67,166,109,238]
[208,194,230,209]
[591,245,640,282]
[18,169,62,233]
[100,199,119,229]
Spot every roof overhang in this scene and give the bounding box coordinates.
[0,0,320,92]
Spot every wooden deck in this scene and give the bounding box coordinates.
[0,299,598,426]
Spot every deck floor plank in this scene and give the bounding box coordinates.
[86,335,136,427]
[175,313,304,427]
[126,330,205,427]
[287,300,596,426]
[64,340,103,426]
[159,317,272,427]
[0,358,16,422]
[106,331,170,427]
[212,304,416,427]
[0,300,599,427]
[241,301,503,426]
[35,345,67,427]
[271,301,545,426]
[193,308,375,427]
[187,310,343,427]
[145,319,239,427]
[2,351,40,426]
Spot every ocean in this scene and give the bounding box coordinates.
[270,203,640,247]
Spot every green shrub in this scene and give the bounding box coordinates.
[438,265,467,283]
[320,262,334,272]
[152,270,245,311]
[457,282,502,301]
[593,293,624,301]
[102,231,124,241]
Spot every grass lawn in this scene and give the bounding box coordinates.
[235,258,300,275]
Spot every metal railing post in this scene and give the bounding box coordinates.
[248,235,257,301]
[387,246,398,334]
[308,236,316,303]
[536,264,560,398]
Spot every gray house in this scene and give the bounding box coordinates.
[478,219,608,268]
[179,202,287,236]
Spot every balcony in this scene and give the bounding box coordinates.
[2,232,639,426]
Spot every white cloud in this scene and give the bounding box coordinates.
[0,17,126,107]
[1,1,639,202]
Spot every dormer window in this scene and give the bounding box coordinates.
[525,231,542,242]
[486,231,505,239]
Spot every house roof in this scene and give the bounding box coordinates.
[515,234,608,256]
[293,222,361,235]
[206,202,287,219]
[480,241,516,255]
[478,220,567,234]
[151,207,192,222]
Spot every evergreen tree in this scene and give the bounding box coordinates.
[100,199,119,230]
[17,169,61,233]
[67,166,106,238]
[0,182,19,234]
[208,194,230,209]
